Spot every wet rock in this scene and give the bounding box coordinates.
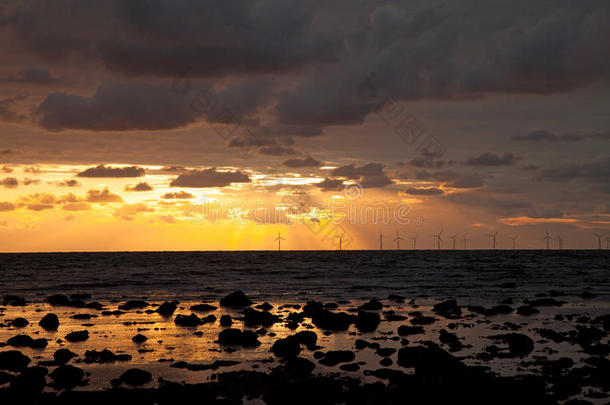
[189,303,217,313]
[220,291,252,308]
[318,350,356,367]
[284,357,315,377]
[54,348,77,365]
[2,295,26,306]
[10,318,29,328]
[256,302,273,311]
[39,313,61,330]
[293,331,317,349]
[0,350,30,371]
[132,334,148,343]
[65,330,89,342]
[84,349,132,363]
[340,363,360,372]
[433,300,462,319]
[311,310,356,331]
[0,370,13,385]
[379,357,393,367]
[120,368,152,386]
[384,312,408,322]
[170,360,240,371]
[355,339,380,350]
[156,301,178,316]
[49,364,85,390]
[517,306,539,316]
[218,328,261,347]
[439,329,459,344]
[243,307,280,327]
[271,337,301,357]
[488,333,534,357]
[376,347,396,357]
[10,366,47,392]
[410,315,436,325]
[355,311,381,332]
[397,345,465,376]
[220,314,232,327]
[47,294,84,308]
[7,335,47,349]
[485,305,514,316]
[118,300,149,311]
[358,299,383,311]
[538,328,565,343]
[397,325,424,336]
[174,313,203,327]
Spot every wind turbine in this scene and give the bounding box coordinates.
[543,230,552,250]
[606,235,610,250]
[394,231,404,250]
[556,235,564,250]
[433,230,443,250]
[379,230,384,251]
[408,235,418,249]
[335,233,344,251]
[488,232,498,250]
[462,235,470,250]
[508,236,518,250]
[593,232,604,249]
[449,233,458,250]
[274,231,285,251]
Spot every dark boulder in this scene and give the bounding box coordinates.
[376,347,396,357]
[190,303,217,312]
[489,333,534,357]
[218,328,261,347]
[156,301,178,316]
[132,334,148,344]
[355,311,381,332]
[65,330,89,342]
[120,368,152,386]
[433,299,462,319]
[271,337,301,358]
[174,313,203,327]
[312,310,356,331]
[255,302,273,311]
[118,300,149,311]
[318,350,356,367]
[284,357,315,377]
[397,346,465,376]
[84,349,132,363]
[293,331,318,349]
[10,366,48,392]
[2,295,26,306]
[398,325,424,336]
[243,307,280,327]
[0,350,31,371]
[7,335,47,349]
[47,294,84,308]
[358,299,383,311]
[54,348,78,365]
[517,306,539,316]
[220,315,232,327]
[49,364,85,390]
[220,291,252,308]
[10,318,29,328]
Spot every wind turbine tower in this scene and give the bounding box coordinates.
[408,235,418,249]
[593,232,603,250]
[449,233,458,250]
[488,232,498,250]
[274,231,285,251]
[462,235,470,250]
[379,230,384,251]
[394,231,403,250]
[433,230,443,250]
[508,236,518,250]
[335,233,344,251]
[543,230,552,250]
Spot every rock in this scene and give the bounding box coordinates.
[340,363,360,372]
[0,350,31,371]
[220,291,252,308]
[49,364,85,390]
[118,300,149,310]
[271,337,301,357]
[528,298,565,307]
[120,368,152,386]
[156,301,178,316]
[2,295,26,306]
[488,333,534,357]
[218,329,261,347]
[65,330,89,342]
[318,350,356,367]
[397,346,465,376]
[580,291,597,299]
[380,358,393,367]
[10,366,48,392]
[132,334,148,343]
[538,328,565,343]
[84,349,132,363]
[485,305,514,316]
[358,299,383,311]
[410,315,436,325]
[293,331,317,349]
[439,329,459,344]
[433,300,462,319]
[220,315,232,327]
[255,302,273,311]
[397,325,424,336]
[311,310,356,331]
[71,314,93,320]
[47,294,84,308]
[70,293,91,300]
[376,347,396,357]
[284,357,315,377]
[10,318,29,328]
[355,339,380,350]
[517,306,539,316]
[54,348,78,365]
[0,371,13,385]
[355,311,381,332]
[7,335,47,349]
[39,313,60,330]
[174,313,203,327]
[190,303,217,312]
[170,360,240,371]
[243,307,280,326]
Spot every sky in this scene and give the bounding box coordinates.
[0,0,609,251]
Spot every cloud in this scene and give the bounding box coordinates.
[77,164,145,178]
[125,182,153,192]
[539,158,610,182]
[0,149,16,155]
[23,178,40,185]
[158,215,176,224]
[161,191,195,199]
[1,177,18,188]
[405,186,444,196]
[0,93,28,122]
[25,204,54,211]
[113,203,154,221]
[6,68,62,84]
[466,152,519,167]
[170,168,250,188]
[316,178,344,191]
[1,166,14,173]
[0,202,15,211]
[511,130,610,143]
[283,156,323,168]
[86,188,124,203]
[62,202,92,211]
[56,179,81,187]
[331,163,385,179]
[258,145,298,156]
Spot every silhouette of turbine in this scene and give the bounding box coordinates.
[488,231,498,250]
[274,231,285,251]
[394,231,404,250]
[433,230,443,250]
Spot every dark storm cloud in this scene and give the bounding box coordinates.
[1,0,342,78]
[539,158,610,182]
[283,156,323,168]
[414,170,484,189]
[331,163,385,179]
[170,168,250,188]
[258,145,298,156]
[0,93,27,122]
[6,68,61,84]
[125,182,153,192]
[77,164,145,178]
[466,152,519,167]
[511,130,610,143]
[405,186,444,196]
[315,178,344,191]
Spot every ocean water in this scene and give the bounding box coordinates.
[1,250,608,304]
